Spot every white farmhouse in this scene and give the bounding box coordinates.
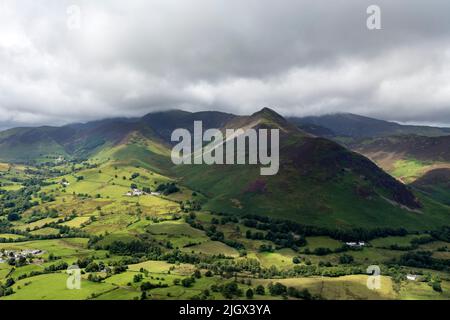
[406,274,418,281]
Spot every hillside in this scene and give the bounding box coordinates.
[353,135,450,164]
[174,109,450,230]
[351,135,450,206]
[0,109,449,230]
[0,110,236,163]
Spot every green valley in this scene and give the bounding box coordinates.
[0,109,449,300]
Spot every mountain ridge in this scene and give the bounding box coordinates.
[289,112,450,139]
[0,108,449,229]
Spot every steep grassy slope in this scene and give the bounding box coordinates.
[353,135,450,164]
[351,135,450,206]
[174,109,450,230]
[0,127,70,161]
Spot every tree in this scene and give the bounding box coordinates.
[268,282,287,296]
[339,254,354,264]
[7,213,20,221]
[5,278,15,288]
[246,288,254,299]
[222,282,242,299]
[134,274,144,283]
[85,262,100,273]
[193,270,202,279]
[205,270,213,277]
[181,277,195,287]
[131,173,140,179]
[432,281,442,292]
[255,285,265,295]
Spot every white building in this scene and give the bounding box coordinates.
[125,188,145,196]
[345,242,366,248]
[132,189,143,196]
[406,274,418,281]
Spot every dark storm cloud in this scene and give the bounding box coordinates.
[1,0,450,129]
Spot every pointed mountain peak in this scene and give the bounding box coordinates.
[250,107,287,124]
[235,107,309,136]
[252,107,282,117]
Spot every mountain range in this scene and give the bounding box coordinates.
[0,109,449,230]
[289,113,450,140]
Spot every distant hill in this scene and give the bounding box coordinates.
[353,135,450,164]
[0,110,236,162]
[351,134,450,206]
[289,113,450,139]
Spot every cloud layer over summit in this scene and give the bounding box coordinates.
[1,0,450,129]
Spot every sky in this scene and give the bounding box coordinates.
[1,0,450,129]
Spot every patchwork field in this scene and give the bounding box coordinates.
[1,158,449,301]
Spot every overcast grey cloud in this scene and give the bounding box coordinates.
[1,0,450,129]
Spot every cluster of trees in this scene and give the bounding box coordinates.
[185,212,204,230]
[246,229,306,251]
[381,235,435,251]
[211,281,243,299]
[107,240,161,257]
[141,281,168,291]
[300,245,360,256]
[207,281,315,300]
[242,214,410,241]
[87,273,106,283]
[395,251,450,272]
[267,282,315,300]
[155,182,180,195]
[211,216,240,225]
[258,244,274,253]
[44,261,69,272]
[249,264,365,279]
[162,249,202,265]
[5,255,28,267]
[0,185,41,221]
[0,278,15,297]
[431,227,450,242]
[171,270,202,291]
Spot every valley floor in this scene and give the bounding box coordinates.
[0,159,449,300]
